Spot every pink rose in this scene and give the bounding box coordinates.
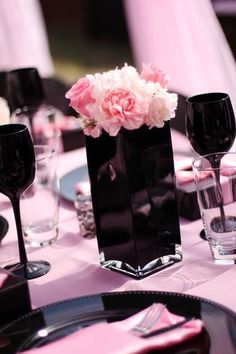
[140,63,169,88]
[65,78,95,117]
[100,88,144,133]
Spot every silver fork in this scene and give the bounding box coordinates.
[130,303,166,336]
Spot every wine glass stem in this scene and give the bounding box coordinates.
[29,115,36,143]
[210,157,226,231]
[11,194,28,265]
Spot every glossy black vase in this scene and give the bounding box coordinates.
[86,123,182,279]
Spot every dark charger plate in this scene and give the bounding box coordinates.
[0,291,236,353]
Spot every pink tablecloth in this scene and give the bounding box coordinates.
[0,130,235,313]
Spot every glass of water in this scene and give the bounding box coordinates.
[193,152,236,264]
[20,145,59,247]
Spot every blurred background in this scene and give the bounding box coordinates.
[1,0,236,144]
[39,0,236,85]
[39,0,133,84]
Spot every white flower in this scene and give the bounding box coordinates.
[0,97,10,125]
[145,91,178,129]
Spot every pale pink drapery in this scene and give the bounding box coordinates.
[0,0,54,78]
[124,0,236,111]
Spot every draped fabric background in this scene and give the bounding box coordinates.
[124,0,236,112]
[0,0,54,78]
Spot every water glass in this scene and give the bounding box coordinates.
[11,104,63,153]
[20,145,59,247]
[193,152,236,264]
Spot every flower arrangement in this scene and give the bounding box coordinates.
[0,97,10,125]
[66,63,178,138]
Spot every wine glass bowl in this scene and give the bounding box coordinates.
[7,67,45,113]
[0,124,35,199]
[186,92,236,161]
[0,124,50,279]
[8,67,63,153]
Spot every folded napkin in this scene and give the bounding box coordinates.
[19,304,203,354]
[176,170,212,186]
[176,159,236,186]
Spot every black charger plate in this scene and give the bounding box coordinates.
[0,291,235,353]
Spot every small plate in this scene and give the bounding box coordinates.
[60,166,89,203]
[0,290,235,353]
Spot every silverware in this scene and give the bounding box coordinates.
[130,303,166,336]
[129,303,194,339]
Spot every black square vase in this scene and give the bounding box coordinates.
[85,123,182,279]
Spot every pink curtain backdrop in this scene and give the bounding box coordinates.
[0,0,54,78]
[124,0,236,112]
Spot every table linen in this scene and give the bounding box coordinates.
[0,130,235,313]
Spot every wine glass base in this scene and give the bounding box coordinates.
[4,260,51,280]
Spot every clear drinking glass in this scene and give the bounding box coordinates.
[20,145,60,247]
[185,92,236,240]
[11,104,63,154]
[193,152,236,264]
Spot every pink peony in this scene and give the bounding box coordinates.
[66,63,177,137]
[101,89,136,120]
[65,78,95,117]
[140,63,169,88]
[100,88,145,134]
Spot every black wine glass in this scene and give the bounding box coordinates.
[0,124,50,279]
[7,67,47,145]
[7,67,46,113]
[185,92,236,239]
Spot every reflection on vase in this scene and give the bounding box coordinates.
[86,123,182,279]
